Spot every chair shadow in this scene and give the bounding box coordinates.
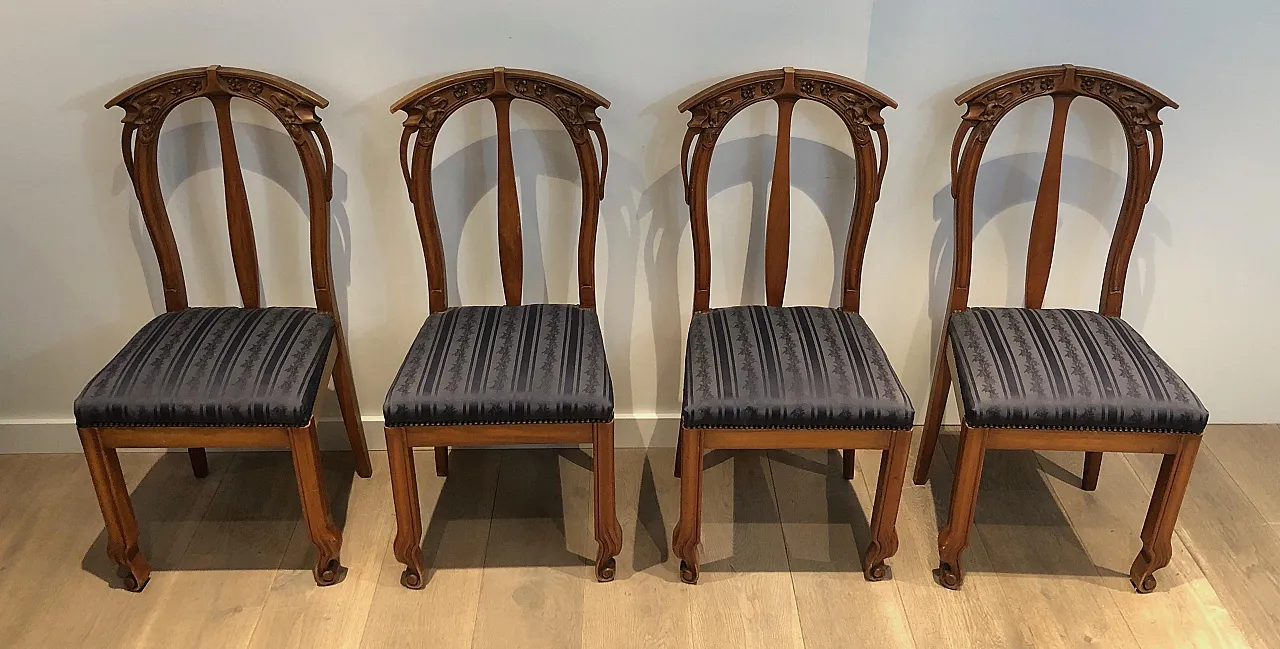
[926,435,1128,581]
[80,451,357,586]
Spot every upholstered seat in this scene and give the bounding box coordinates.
[74,307,336,428]
[384,304,613,427]
[681,306,914,430]
[949,308,1208,433]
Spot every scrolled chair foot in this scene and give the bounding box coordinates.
[595,556,617,582]
[934,561,963,590]
[117,565,150,592]
[313,558,346,587]
[864,562,889,582]
[679,560,699,585]
[401,567,426,590]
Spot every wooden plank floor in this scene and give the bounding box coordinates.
[0,425,1276,648]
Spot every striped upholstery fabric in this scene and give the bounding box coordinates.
[682,306,914,430]
[75,307,335,428]
[949,308,1208,433]
[384,305,613,426]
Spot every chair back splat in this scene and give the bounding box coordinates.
[678,67,896,312]
[391,68,610,311]
[945,64,1177,317]
[106,66,339,315]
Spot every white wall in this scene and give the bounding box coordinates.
[1,0,1276,450]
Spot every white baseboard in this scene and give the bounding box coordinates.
[0,413,683,453]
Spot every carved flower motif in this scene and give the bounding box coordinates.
[1100,81,1115,94]
[741,86,754,100]
[453,84,468,99]
[227,78,243,92]
[248,81,263,95]
[1040,77,1054,90]
[533,82,547,97]
[760,81,775,95]
[168,82,184,95]
[514,79,529,94]
[799,80,815,94]
[820,83,835,98]
[1081,77,1095,91]
[472,80,487,93]
[1020,80,1034,93]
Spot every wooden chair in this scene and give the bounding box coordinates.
[385,68,620,588]
[912,65,1208,592]
[81,66,373,591]
[671,68,913,584]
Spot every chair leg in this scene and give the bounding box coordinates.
[79,428,151,592]
[913,332,953,485]
[1130,435,1200,593]
[286,420,345,586]
[843,449,856,480]
[386,427,427,589]
[593,421,623,582]
[935,425,986,590]
[672,427,703,584]
[434,447,449,477]
[187,448,209,478]
[673,429,683,478]
[331,328,373,479]
[864,429,911,581]
[1082,451,1103,491]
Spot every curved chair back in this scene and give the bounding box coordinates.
[946,64,1177,317]
[391,68,610,312]
[106,66,340,316]
[678,68,896,313]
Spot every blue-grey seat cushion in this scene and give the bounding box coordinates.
[384,305,613,426]
[74,307,335,428]
[681,306,914,430]
[949,308,1208,433]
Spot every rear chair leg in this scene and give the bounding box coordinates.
[287,420,345,586]
[80,428,151,591]
[843,449,856,480]
[936,425,986,590]
[387,427,427,589]
[672,427,703,584]
[187,448,209,478]
[593,421,623,582]
[331,328,374,479]
[913,332,953,485]
[673,429,683,478]
[864,429,910,581]
[1130,435,1200,593]
[1082,451,1103,491]
[434,447,449,477]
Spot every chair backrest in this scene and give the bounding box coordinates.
[678,68,896,313]
[392,68,610,312]
[107,66,339,315]
[947,64,1178,317]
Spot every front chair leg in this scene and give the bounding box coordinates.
[913,333,953,485]
[592,421,623,582]
[1130,435,1200,593]
[287,421,345,586]
[331,328,373,479]
[864,429,911,581]
[386,427,427,589]
[936,425,986,590]
[672,427,703,584]
[80,428,151,591]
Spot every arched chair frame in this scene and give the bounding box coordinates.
[669,68,913,584]
[88,66,373,591]
[384,67,621,587]
[910,64,1193,593]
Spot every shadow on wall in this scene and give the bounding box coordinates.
[923,152,1171,362]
